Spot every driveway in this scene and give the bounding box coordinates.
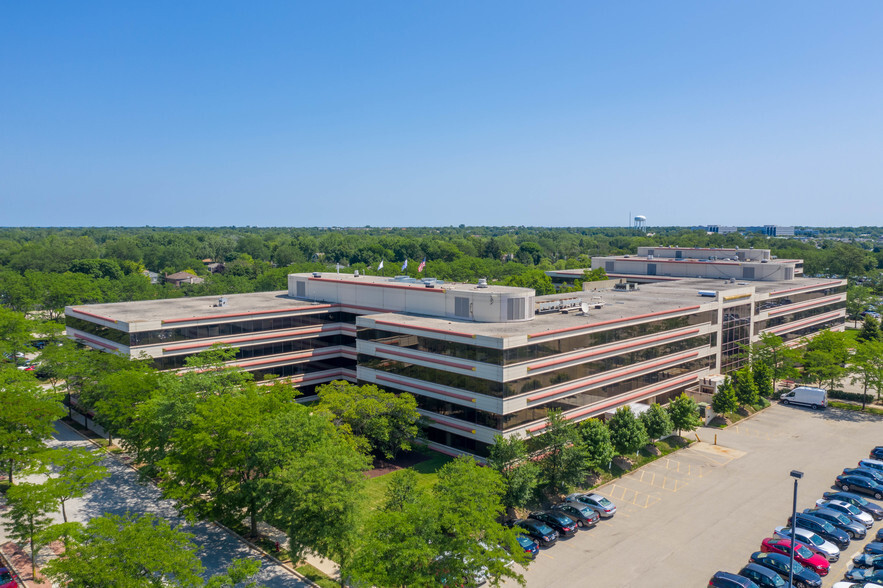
[506,404,883,587]
[0,421,310,587]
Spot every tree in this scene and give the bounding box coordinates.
[487,433,540,512]
[316,380,422,459]
[86,363,160,446]
[752,361,774,399]
[608,406,649,457]
[537,409,589,495]
[748,332,799,389]
[41,512,262,587]
[40,446,109,523]
[733,368,759,407]
[847,285,874,327]
[858,316,882,343]
[639,403,673,441]
[0,306,37,359]
[849,340,883,410]
[0,366,65,483]
[3,482,55,578]
[711,377,739,415]
[667,393,701,437]
[577,418,615,472]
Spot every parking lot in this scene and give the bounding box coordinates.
[505,403,883,587]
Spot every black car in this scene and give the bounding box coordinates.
[749,551,821,588]
[871,446,883,460]
[507,519,558,547]
[823,491,883,520]
[852,552,883,569]
[528,511,578,538]
[738,563,791,587]
[708,571,759,588]
[803,507,866,540]
[835,474,883,500]
[551,502,599,528]
[787,513,850,550]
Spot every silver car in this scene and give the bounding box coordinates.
[774,526,840,562]
[564,493,616,518]
[816,499,874,528]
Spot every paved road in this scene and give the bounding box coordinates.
[506,403,883,587]
[0,421,310,587]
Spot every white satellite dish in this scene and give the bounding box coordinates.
[580,302,590,314]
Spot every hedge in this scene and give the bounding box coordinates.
[827,389,878,404]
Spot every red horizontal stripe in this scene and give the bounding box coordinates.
[74,333,120,351]
[379,348,476,371]
[308,276,445,293]
[375,374,477,402]
[234,347,343,368]
[526,328,700,371]
[526,351,701,402]
[769,280,843,297]
[766,294,845,317]
[527,373,700,432]
[161,304,334,325]
[161,324,353,352]
[70,309,118,324]
[768,310,844,335]
[372,320,478,339]
[426,416,476,433]
[528,305,702,339]
[613,257,741,266]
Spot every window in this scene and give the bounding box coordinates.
[454,297,470,318]
[743,266,755,280]
[646,264,656,276]
[605,261,614,272]
[507,298,525,320]
[296,280,306,297]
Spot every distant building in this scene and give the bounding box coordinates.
[707,225,738,234]
[164,271,205,287]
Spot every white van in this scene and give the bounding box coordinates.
[780,386,827,410]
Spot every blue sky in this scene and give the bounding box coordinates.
[2,1,881,227]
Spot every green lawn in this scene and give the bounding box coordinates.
[363,452,453,510]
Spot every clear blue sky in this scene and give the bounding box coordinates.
[2,1,881,227]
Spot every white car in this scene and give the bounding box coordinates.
[774,526,840,561]
[817,499,875,528]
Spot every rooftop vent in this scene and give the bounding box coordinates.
[216,297,227,307]
[312,272,321,278]
[477,278,489,288]
[353,270,360,277]
[613,282,638,291]
[698,290,717,297]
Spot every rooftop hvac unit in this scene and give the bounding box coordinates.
[477,278,489,288]
[217,297,227,307]
[312,272,321,278]
[698,290,717,297]
[353,270,360,277]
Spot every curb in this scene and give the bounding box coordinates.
[0,545,28,588]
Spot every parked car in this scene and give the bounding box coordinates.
[738,563,791,587]
[514,534,539,559]
[852,552,883,569]
[803,507,867,540]
[563,493,616,518]
[760,538,829,576]
[708,571,760,588]
[835,474,883,500]
[788,513,850,550]
[843,468,883,484]
[507,519,558,547]
[877,528,883,542]
[871,446,883,460]
[551,502,599,528]
[779,386,827,409]
[822,492,883,521]
[817,499,876,527]
[748,551,822,588]
[528,511,578,538]
[832,582,883,588]
[866,542,883,556]
[0,568,15,588]
[844,568,883,583]
[773,527,839,562]
[859,459,883,475]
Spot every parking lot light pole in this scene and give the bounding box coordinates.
[789,470,804,587]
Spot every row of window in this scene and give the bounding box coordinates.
[66,312,360,347]
[424,428,492,458]
[721,304,752,373]
[152,335,352,370]
[777,318,846,343]
[357,310,716,366]
[359,334,711,398]
[753,302,847,336]
[755,285,847,313]
[248,357,355,382]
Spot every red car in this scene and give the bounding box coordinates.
[0,567,17,588]
[760,537,829,576]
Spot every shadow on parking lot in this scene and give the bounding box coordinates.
[809,406,883,424]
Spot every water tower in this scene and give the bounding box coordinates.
[634,215,647,232]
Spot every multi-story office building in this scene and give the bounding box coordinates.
[66,250,846,460]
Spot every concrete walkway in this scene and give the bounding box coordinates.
[0,420,313,587]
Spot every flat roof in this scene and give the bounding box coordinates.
[292,272,532,295]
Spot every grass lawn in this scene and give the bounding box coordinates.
[843,328,860,346]
[363,452,453,510]
[295,563,338,588]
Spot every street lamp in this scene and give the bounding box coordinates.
[789,470,804,587]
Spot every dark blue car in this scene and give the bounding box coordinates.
[835,474,883,500]
[749,551,821,587]
[515,534,539,559]
[870,446,883,460]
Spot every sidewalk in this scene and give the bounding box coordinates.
[254,521,340,581]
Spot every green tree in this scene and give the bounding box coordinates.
[849,340,883,409]
[41,512,262,587]
[577,418,615,472]
[381,468,420,513]
[733,368,759,407]
[858,316,882,343]
[40,446,109,523]
[639,403,673,441]
[316,380,422,459]
[0,306,37,360]
[752,361,774,399]
[0,366,65,483]
[748,332,800,389]
[667,393,701,437]
[711,377,739,415]
[608,406,648,457]
[2,482,55,578]
[847,284,874,327]
[487,433,539,512]
[537,410,589,495]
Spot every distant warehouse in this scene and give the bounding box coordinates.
[66,247,845,459]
